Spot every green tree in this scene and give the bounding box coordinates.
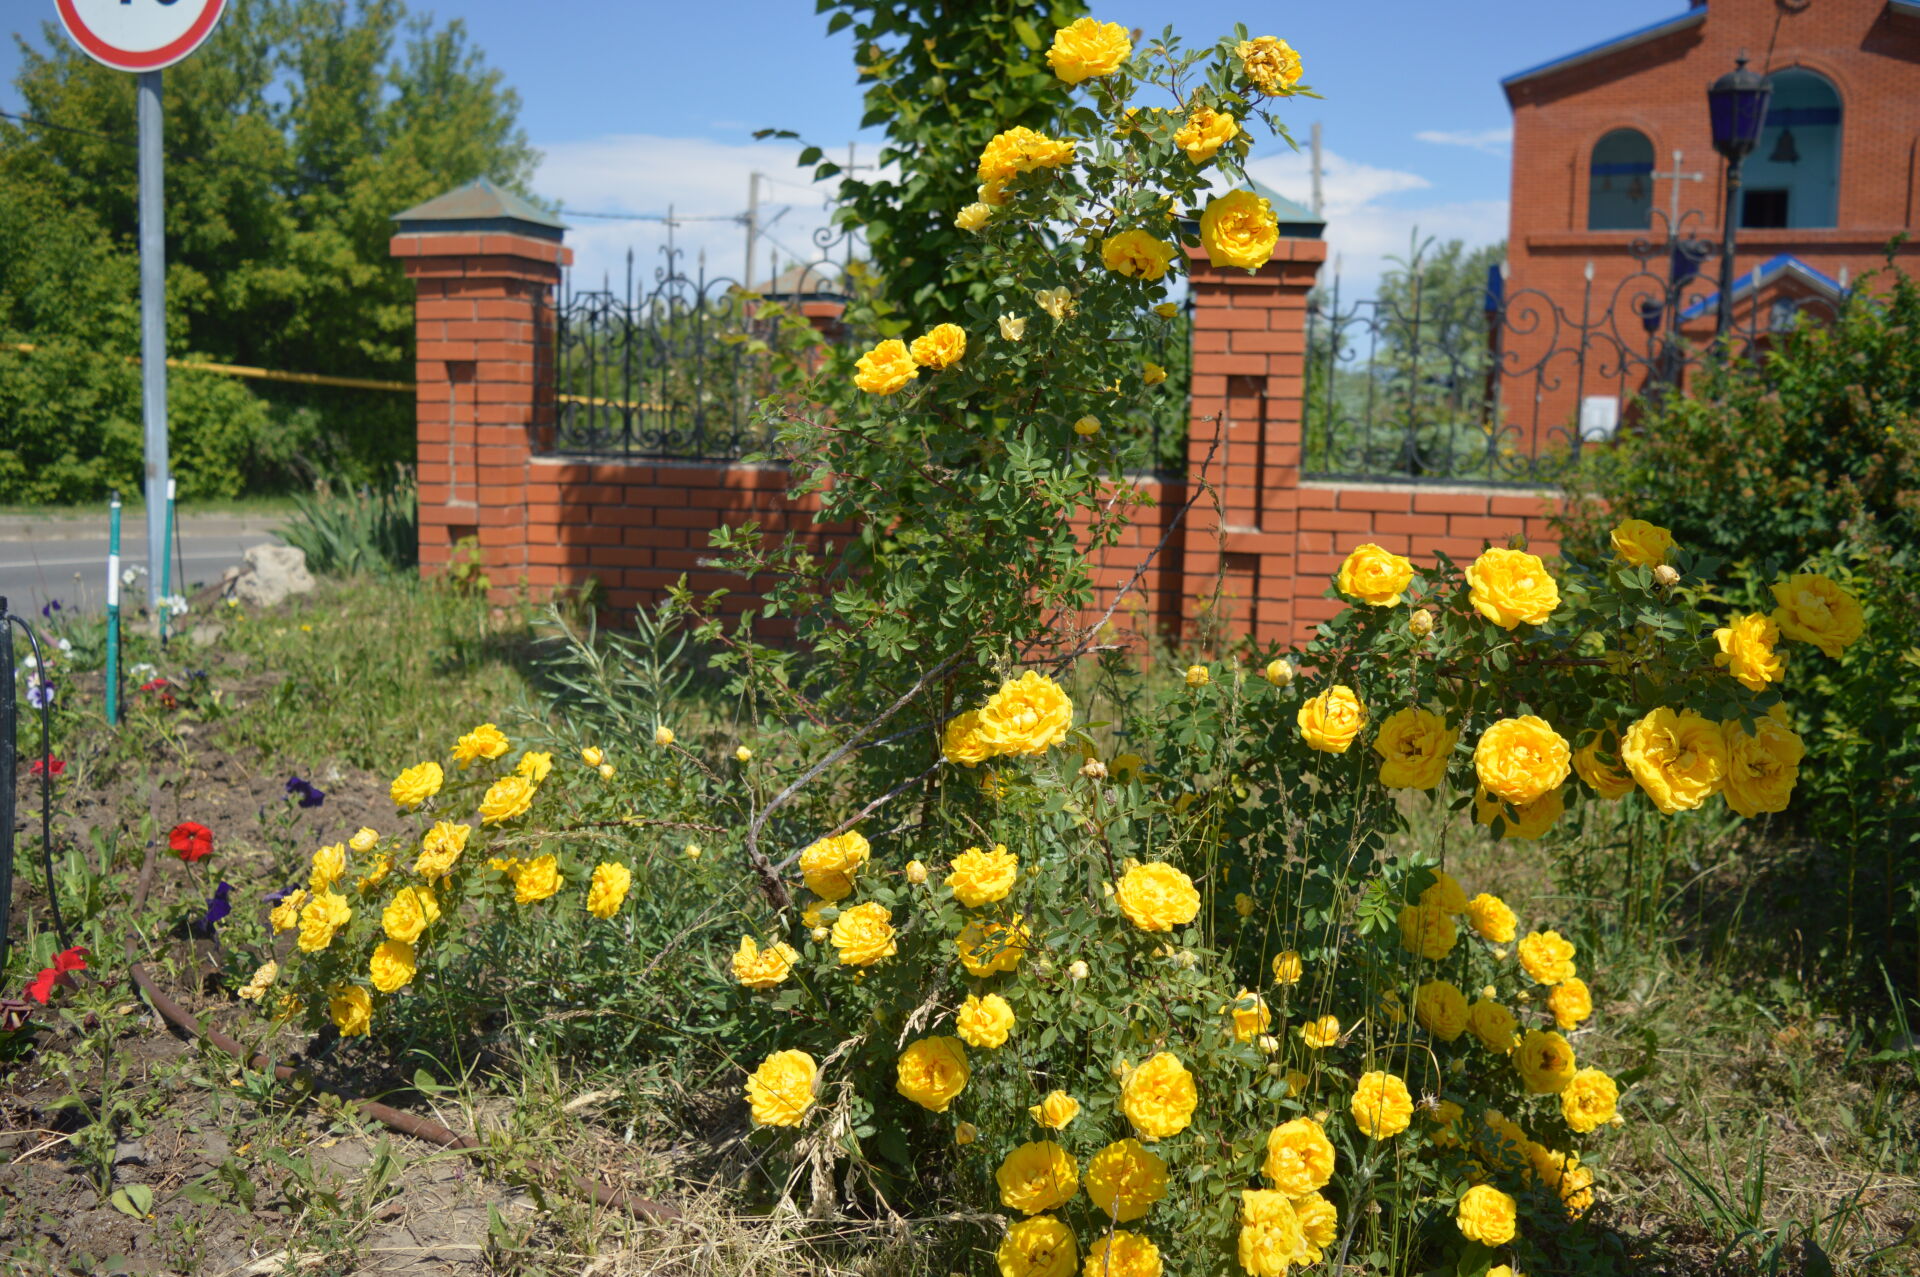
[0,0,536,488]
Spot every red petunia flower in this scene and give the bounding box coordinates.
[27,757,66,779]
[140,677,170,692]
[169,820,214,863]
[52,947,88,973]
[24,969,56,1005]
[23,949,87,1006]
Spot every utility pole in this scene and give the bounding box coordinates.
[138,71,169,613]
[744,172,762,289]
[1310,122,1324,218]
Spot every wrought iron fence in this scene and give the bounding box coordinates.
[544,228,858,461]
[1302,212,1846,486]
[1113,295,1193,475]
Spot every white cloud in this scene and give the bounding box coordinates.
[1244,146,1508,295]
[1414,127,1513,155]
[534,133,854,295]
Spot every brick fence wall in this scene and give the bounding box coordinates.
[391,218,1562,649]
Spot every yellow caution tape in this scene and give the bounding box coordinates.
[5,341,413,393]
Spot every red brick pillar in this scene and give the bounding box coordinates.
[1182,239,1328,646]
[389,183,569,600]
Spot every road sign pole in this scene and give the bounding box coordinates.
[138,69,169,615]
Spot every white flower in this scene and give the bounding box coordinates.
[56,638,73,656]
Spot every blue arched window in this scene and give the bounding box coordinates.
[1588,129,1654,230]
[1740,68,1841,228]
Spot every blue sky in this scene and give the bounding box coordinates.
[5,1,1684,291]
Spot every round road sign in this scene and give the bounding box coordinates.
[55,0,228,74]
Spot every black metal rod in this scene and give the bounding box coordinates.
[0,597,13,976]
[1717,154,1743,339]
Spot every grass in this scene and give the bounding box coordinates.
[3,577,1916,1275]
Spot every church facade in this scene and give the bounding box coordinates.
[1499,0,1920,441]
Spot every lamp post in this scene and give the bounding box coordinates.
[1707,54,1773,339]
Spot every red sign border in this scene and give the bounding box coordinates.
[55,0,228,73]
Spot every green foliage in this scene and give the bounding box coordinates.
[1558,258,1920,990]
[1,0,536,491]
[784,0,1092,318]
[279,472,420,576]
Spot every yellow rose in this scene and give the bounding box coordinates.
[479,774,536,826]
[1261,1117,1335,1195]
[910,322,967,370]
[955,915,1028,976]
[1531,1143,1595,1215]
[1233,892,1254,918]
[1034,286,1076,322]
[955,1121,978,1146]
[1299,1014,1340,1049]
[1514,1028,1577,1094]
[511,853,561,904]
[1225,989,1271,1042]
[1297,684,1366,753]
[954,202,991,233]
[1237,1189,1305,1277]
[1457,1184,1517,1246]
[1270,950,1303,985]
[734,745,752,762]
[514,751,553,783]
[1621,707,1728,813]
[1474,715,1571,805]
[1184,664,1210,688]
[1073,415,1101,437]
[1351,1069,1414,1138]
[895,1036,969,1112]
[1114,861,1200,932]
[580,745,604,767]
[1198,190,1278,272]
[731,935,799,989]
[1397,902,1458,961]
[977,126,1076,182]
[451,722,510,768]
[1235,35,1303,95]
[1336,542,1414,607]
[368,939,416,994]
[852,338,918,395]
[1561,1066,1620,1132]
[1082,1231,1160,1277]
[1119,1051,1197,1140]
[798,830,871,901]
[1295,1191,1339,1264]
[997,1140,1079,1215]
[1264,657,1293,686]
[1721,709,1805,817]
[1100,229,1176,281]
[1548,977,1593,1030]
[354,853,391,893]
[1714,612,1787,692]
[997,314,1027,342]
[654,725,675,747]
[1467,996,1519,1052]
[1610,518,1675,566]
[413,820,471,879]
[348,827,379,854]
[381,884,439,944]
[1474,785,1564,840]
[1084,1139,1168,1223]
[1465,892,1517,944]
[296,890,352,954]
[830,900,896,966]
[1173,103,1239,164]
[745,1048,816,1127]
[328,985,372,1037]
[940,709,993,768]
[1573,729,1636,799]
[975,671,1074,756]
[1769,572,1864,658]
[946,843,1018,907]
[586,861,631,919]
[1046,17,1131,83]
[1413,979,1470,1041]
[236,959,278,1001]
[980,178,1010,206]
[1420,870,1468,915]
[308,843,347,894]
[1030,1090,1081,1130]
[1466,547,1560,629]
[956,992,1016,1049]
[389,761,443,809]
[1518,929,1578,984]
[1152,301,1179,319]
[1142,360,1167,386]
[997,1215,1077,1277]
[1373,707,1457,789]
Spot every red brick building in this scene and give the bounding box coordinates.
[1501,0,1920,436]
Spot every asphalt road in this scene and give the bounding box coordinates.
[0,513,284,617]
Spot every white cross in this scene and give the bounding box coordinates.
[1650,149,1705,228]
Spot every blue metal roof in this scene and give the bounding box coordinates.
[1502,9,1706,91]
[1675,253,1848,321]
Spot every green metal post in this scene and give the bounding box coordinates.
[106,491,122,725]
[159,476,176,643]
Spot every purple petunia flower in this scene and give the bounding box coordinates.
[263,883,298,905]
[26,680,54,710]
[198,882,233,933]
[285,775,326,808]
[41,600,61,619]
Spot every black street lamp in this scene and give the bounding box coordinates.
[1707,53,1773,338]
